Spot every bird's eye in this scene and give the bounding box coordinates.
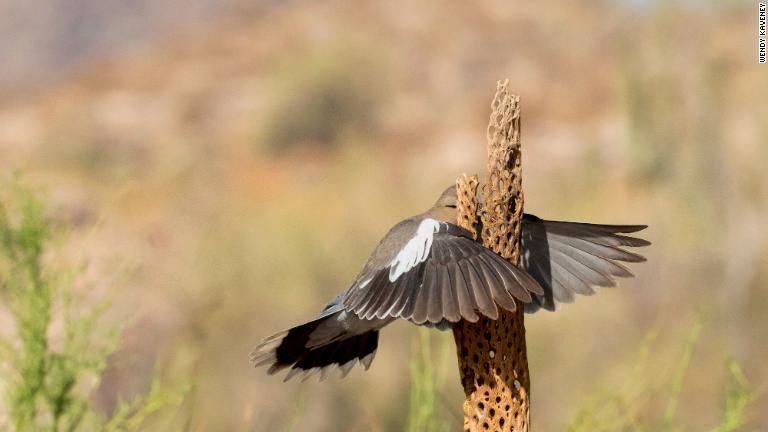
[447,204,457,208]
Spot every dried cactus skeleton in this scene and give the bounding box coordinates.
[452,81,530,432]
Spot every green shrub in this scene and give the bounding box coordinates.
[406,329,445,432]
[566,315,759,432]
[0,180,184,432]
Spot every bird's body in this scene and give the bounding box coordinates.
[251,186,649,381]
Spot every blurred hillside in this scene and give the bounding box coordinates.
[0,0,766,431]
[0,0,258,94]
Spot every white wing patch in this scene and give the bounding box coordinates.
[388,218,441,282]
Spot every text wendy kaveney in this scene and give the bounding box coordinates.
[760,3,766,63]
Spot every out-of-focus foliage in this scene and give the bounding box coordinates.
[566,315,759,432]
[406,329,447,432]
[0,181,185,431]
[263,42,387,154]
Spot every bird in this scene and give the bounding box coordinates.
[250,185,649,381]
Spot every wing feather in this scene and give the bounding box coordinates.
[455,260,481,322]
[476,254,518,312]
[462,260,497,319]
[411,261,436,324]
[428,265,451,323]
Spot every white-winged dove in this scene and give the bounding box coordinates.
[250,185,649,381]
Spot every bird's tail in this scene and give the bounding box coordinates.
[250,316,379,382]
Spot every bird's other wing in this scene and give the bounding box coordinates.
[342,218,544,325]
[520,214,650,313]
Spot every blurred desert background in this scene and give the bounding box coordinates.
[0,0,766,431]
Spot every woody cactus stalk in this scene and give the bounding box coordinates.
[452,81,530,432]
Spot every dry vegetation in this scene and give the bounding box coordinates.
[0,1,765,430]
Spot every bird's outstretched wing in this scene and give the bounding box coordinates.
[342,219,543,325]
[520,214,650,312]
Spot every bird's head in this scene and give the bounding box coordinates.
[425,185,459,222]
[434,185,458,209]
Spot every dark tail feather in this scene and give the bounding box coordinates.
[288,331,379,381]
[250,316,329,372]
[250,319,379,381]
